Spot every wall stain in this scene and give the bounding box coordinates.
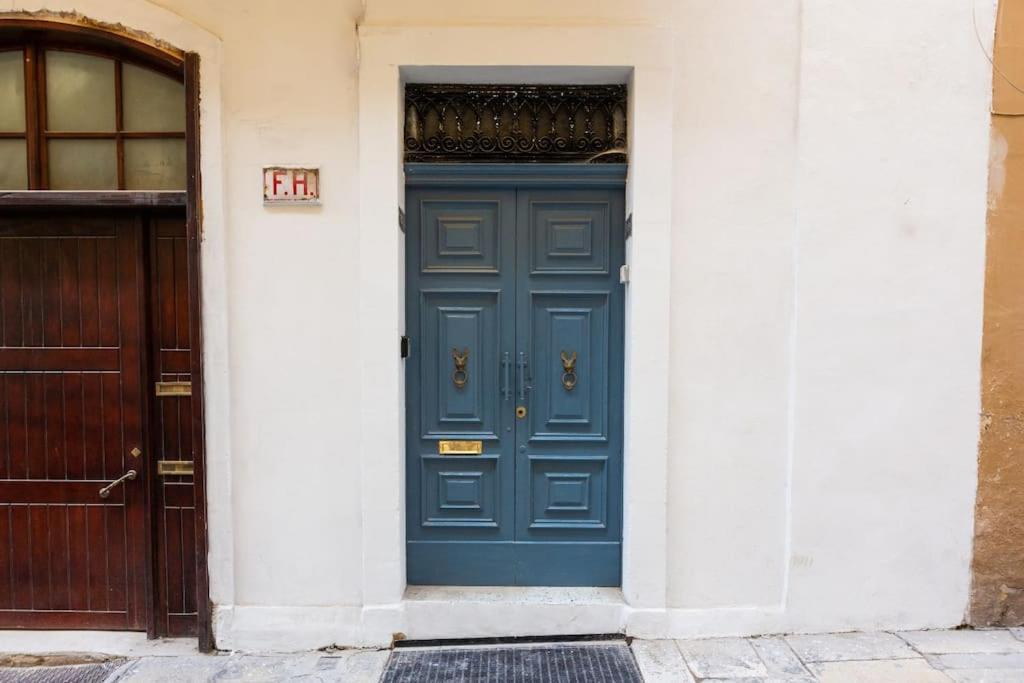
[0,10,185,58]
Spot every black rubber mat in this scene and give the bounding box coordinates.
[381,642,643,683]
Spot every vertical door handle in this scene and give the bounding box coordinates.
[517,351,529,401]
[501,352,512,401]
[560,350,578,391]
[451,347,469,389]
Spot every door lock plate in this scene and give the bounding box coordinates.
[516,406,527,419]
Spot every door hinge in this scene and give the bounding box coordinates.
[400,335,411,358]
[619,264,630,284]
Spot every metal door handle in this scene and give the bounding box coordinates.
[560,350,578,391]
[518,352,529,401]
[501,352,512,401]
[99,470,137,499]
[451,347,469,389]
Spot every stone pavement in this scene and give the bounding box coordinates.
[0,628,1023,681]
[632,628,1024,682]
[0,649,390,682]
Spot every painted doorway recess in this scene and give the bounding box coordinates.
[404,164,626,586]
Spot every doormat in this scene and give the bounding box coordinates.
[381,641,642,682]
[0,660,125,683]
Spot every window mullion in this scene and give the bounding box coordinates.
[34,41,49,189]
[114,59,124,189]
[23,42,41,189]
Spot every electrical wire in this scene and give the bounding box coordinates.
[973,0,1024,116]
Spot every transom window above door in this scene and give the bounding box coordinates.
[0,42,185,190]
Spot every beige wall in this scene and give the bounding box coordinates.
[971,0,1024,628]
[0,0,998,648]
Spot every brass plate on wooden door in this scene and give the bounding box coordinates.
[438,440,483,456]
[155,381,192,397]
[157,460,194,476]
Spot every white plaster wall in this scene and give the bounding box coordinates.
[206,0,364,611]
[663,0,992,633]
[0,0,995,650]
[783,0,992,631]
[667,0,800,610]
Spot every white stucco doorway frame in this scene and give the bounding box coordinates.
[356,24,674,643]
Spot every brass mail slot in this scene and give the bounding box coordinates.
[438,440,483,456]
[155,381,192,397]
[157,460,194,476]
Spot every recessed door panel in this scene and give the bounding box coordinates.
[421,455,500,529]
[420,290,501,440]
[528,292,609,442]
[406,179,624,587]
[421,199,502,273]
[528,455,608,532]
[530,200,610,275]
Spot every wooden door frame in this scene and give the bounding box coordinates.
[183,51,212,653]
[0,20,212,651]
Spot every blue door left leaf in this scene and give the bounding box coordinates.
[405,181,625,587]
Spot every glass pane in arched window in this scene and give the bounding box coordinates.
[0,49,27,189]
[0,50,25,132]
[0,140,27,189]
[125,138,186,190]
[45,51,116,132]
[122,63,185,132]
[48,139,117,190]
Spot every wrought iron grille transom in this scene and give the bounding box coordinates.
[404,84,628,163]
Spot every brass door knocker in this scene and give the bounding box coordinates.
[560,350,578,391]
[451,347,469,389]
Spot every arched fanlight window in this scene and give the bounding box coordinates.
[0,38,185,190]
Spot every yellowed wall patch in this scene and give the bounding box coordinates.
[970,0,1024,627]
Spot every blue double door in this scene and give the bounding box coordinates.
[405,174,625,586]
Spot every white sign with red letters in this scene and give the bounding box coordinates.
[263,166,320,205]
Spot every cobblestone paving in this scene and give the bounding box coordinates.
[632,628,1024,682]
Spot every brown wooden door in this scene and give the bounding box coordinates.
[148,212,199,637]
[0,212,148,630]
